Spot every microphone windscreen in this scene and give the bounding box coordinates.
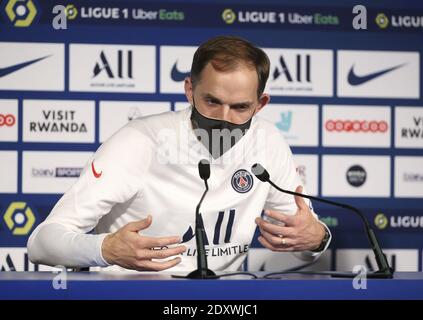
[198,159,210,180]
[251,163,270,182]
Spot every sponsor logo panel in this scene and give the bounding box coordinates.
[336,249,418,272]
[395,156,423,198]
[22,151,93,194]
[0,99,18,142]
[292,154,318,196]
[160,46,195,93]
[337,50,420,99]
[23,99,95,143]
[395,106,423,148]
[99,101,171,142]
[0,42,64,91]
[322,155,390,197]
[263,49,333,97]
[257,104,318,146]
[0,151,18,193]
[323,105,391,148]
[69,44,155,93]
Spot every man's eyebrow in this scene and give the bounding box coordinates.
[203,93,222,104]
[202,93,253,107]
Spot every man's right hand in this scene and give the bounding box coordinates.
[101,215,186,271]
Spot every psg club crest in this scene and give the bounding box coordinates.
[231,169,254,193]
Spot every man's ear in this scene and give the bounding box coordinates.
[254,93,270,115]
[184,77,194,105]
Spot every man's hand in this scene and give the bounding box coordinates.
[255,186,326,252]
[101,215,186,271]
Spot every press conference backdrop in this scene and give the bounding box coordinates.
[0,0,422,273]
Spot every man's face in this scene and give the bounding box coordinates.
[185,62,269,125]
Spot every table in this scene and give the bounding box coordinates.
[0,272,422,300]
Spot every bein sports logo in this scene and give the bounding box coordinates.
[325,119,388,133]
[31,167,82,178]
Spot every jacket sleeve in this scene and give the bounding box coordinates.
[27,125,152,267]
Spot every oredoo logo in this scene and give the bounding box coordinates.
[0,114,16,127]
[325,120,388,133]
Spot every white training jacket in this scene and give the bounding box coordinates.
[28,107,330,272]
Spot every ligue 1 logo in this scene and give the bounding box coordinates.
[5,0,38,27]
[222,8,236,24]
[231,169,254,193]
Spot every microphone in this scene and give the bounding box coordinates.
[173,159,217,279]
[198,159,210,180]
[251,163,393,279]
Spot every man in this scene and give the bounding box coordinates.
[28,36,330,272]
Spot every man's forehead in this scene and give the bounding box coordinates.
[204,60,257,76]
[194,64,259,100]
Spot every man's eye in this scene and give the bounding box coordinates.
[206,99,218,105]
[233,105,249,110]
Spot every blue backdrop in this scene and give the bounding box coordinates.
[0,0,422,272]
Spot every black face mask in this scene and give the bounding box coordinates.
[190,104,252,159]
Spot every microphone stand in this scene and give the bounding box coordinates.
[252,164,393,279]
[173,160,217,279]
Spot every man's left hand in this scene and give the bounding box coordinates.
[255,186,326,252]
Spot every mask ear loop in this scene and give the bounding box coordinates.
[192,96,196,110]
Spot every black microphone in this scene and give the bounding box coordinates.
[251,163,393,279]
[174,159,217,279]
[198,159,210,180]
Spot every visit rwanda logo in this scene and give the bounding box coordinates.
[4,0,38,27]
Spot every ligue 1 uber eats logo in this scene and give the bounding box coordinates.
[3,202,36,235]
[4,0,38,27]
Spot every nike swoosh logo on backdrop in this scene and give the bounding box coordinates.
[347,63,406,86]
[171,61,190,82]
[0,55,51,78]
